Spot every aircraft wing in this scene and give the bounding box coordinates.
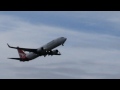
[7,43,37,53]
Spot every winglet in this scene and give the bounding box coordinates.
[7,43,11,48]
[7,43,16,49]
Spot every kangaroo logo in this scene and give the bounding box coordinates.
[19,53,26,58]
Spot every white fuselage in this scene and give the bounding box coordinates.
[26,37,67,60]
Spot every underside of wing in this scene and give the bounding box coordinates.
[7,43,37,53]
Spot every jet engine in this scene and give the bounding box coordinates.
[49,49,61,55]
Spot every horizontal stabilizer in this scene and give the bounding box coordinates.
[8,58,22,60]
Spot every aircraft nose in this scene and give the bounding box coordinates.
[64,37,67,41]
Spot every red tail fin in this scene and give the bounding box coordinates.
[17,49,27,59]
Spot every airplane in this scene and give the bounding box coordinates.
[7,37,67,62]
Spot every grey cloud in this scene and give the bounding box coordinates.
[9,66,82,79]
[0,14,120,78]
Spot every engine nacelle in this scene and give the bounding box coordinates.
[50,49,61,55]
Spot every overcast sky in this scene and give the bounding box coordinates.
[0,11,120,79]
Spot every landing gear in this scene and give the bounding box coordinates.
[44,54,46,57]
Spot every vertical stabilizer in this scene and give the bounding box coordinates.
[17,49,27,59]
